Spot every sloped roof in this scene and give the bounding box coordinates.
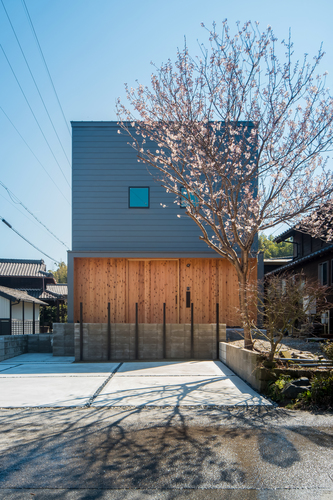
[0,259,47,277]
[274,228,294,243]
[266,244,333,276]
[46,284,68,297]
[0,286,48,305]
[17,289,57,301]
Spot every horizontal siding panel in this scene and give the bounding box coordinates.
[72,122,217,253]
[72,212,188,219]
[73,153,139,160]
[72,221,191,227]
[72,237,205,243]
[72,147,146,153]
[72,185,150,191]
[72,245,211,252]
[72,159,144,165]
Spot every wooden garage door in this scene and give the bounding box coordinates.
[127,260,179,323]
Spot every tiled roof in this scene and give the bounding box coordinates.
[46,284,68,297]
[0,286,48,305]
[17,288,61,301]
[0,259,46,277]
[16,288,42,299]
[274,228,294,243]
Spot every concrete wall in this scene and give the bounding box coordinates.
[0,334,52,362]
[0,335,27,361]
[74,323,226,361]
[53,323,75,356]
[219,342,268,393]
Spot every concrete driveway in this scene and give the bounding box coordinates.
[0,353,271,407]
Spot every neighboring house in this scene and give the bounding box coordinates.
[0,286,47,335]
[271,228,333,335]
[0,258,55,294]
[0,259,68,323]
[263,257,293,275]
[68,121,258,327]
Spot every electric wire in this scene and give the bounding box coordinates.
[0,180,69,249]
[0,44,71,189]
[21,0,71,137]
[0,190,50,231]
[0,0,71,169]
[0,106,70,205]
[0,215,60,264]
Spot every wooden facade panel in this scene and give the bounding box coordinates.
[74,258,127,323]
[74,257,257,326]
[127,260,178,323]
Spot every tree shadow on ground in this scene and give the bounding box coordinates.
[1,404,332,498]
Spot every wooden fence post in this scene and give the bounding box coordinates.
[80,302,83,361]
[107,302,111,361]
[190,303,194,358]
[216,303,219,360]
[135,302,139,360]
[163,302,166,359]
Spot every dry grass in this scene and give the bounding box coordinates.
[229,336,330,360]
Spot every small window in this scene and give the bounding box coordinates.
[129,187,149,208]
[180,187,199,208]
[319,261,328,286]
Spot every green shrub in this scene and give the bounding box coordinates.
[267,375,292,402]
[321,341,333,361]
[267,372,333,409]
[295,372,333,409]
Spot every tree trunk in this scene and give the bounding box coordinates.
[238,273,253,350]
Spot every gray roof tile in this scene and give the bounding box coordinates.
[0,259,47,277]
[0,286,48,305]
[46,284,68,297]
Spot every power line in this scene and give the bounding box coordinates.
[1,215,60,264]
[0,106,70,205]
[0,189,49,230]
[21,0,72,138]
[0,180,69,249]
[0,44,71,189]
[1,0,71,169]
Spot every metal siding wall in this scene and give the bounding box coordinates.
[72,122,216,254]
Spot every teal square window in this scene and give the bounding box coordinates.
[180,187,199,208]
[129,187,149,208]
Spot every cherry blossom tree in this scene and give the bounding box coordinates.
[117,21,333,349]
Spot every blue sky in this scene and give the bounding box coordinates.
[0,0,332,272]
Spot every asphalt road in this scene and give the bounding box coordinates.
[0,407,332,499]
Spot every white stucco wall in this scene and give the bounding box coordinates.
[0,296,10,318]
[12,302,39,320]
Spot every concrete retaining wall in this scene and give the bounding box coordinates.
[0,334,53,362]
[219,342,269,393]
[53,324,75,356]
[26,334,53,354]
[73,323,226,361]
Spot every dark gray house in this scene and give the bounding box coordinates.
[270,228,333,335]
[68,121,258,328]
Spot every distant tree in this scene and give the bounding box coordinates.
[259,234,293,259]
[118,21,333,349]
[40,304,68,329]
[49,261,67,283]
